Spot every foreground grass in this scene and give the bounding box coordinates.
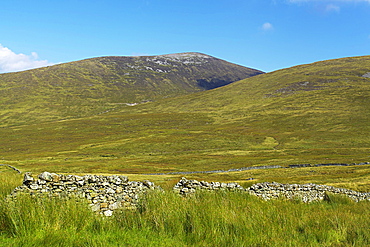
[1,171,369,246]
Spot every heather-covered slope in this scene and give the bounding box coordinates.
[0,52,262,126]
[132,55,370,167]
[2,55,370,174]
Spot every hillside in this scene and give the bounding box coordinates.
[1,55,370,175]
[0,52,262,126]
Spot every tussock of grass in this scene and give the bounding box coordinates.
[0,169,22,199]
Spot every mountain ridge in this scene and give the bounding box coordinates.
[0,52,263,126]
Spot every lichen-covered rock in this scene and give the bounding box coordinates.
[23,172,34,184]
[38,171,53,181]
[103,210,113,217]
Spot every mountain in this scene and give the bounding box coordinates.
[1,55,370,174]
[146,55,370,116]
[130,55,370,166]
[0,52,263,126]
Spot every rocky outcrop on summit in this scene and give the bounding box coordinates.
[95,52,263,92]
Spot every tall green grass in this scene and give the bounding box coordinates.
[1,172,369,246]
[130,190,370,246]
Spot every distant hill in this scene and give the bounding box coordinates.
[148,55,370,115]
[2,55,370,174]
[0,52,263,126]
[137,55,370,163]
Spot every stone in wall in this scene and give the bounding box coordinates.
[11,171,159,216]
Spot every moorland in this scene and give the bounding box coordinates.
[1,52,370,246]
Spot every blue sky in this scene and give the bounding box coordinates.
[1,0,370,73]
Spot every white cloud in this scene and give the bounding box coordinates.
[325,4,341,12]
[262,22,274,31]
[0,44,52,73]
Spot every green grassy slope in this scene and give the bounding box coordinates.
[1,55,370,174]
[140,55,370,166]
[0,52,262,126]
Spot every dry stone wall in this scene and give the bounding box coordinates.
[173,177,244,195]
[247,182,370,202]
[11,172,158,216]
[10,174,370,217]
[174,178,370,202]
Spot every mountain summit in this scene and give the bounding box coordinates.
[0,52,263,125]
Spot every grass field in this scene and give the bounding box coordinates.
[0,169,369,246]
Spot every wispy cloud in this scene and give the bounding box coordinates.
[262,22,274,31]
[325,4,341,12]
[286,0,368,14]
[0,44,52,73]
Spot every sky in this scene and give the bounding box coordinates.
[1,0,370,73]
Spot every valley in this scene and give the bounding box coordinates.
[1,54,370,186]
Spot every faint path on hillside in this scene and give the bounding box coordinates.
[1,162,369,176]
[144,162,370,176]
[0,164,21,173]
